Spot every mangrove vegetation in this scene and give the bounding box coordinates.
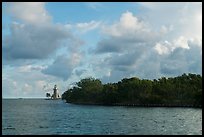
[62,73,202,107]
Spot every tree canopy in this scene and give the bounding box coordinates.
[62,73,202,107]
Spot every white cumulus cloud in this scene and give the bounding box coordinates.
[6,2,52,25]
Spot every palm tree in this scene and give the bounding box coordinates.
[46,93,51,99]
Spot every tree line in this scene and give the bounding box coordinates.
[62,73,202,107]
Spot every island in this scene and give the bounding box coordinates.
[62,73,202,108]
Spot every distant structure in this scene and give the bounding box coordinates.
[51,85,61,99]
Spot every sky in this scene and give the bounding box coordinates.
[2,2,202,98]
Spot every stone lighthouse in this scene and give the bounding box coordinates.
[51,85,61,99]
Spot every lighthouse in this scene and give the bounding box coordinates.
[51,85,61,99]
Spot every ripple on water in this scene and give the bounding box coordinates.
[3,127,16,130]
[2,99,202,135]
[39,126,48,129]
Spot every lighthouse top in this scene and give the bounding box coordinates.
[54,84,57,90]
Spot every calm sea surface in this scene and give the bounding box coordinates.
[2,99,202,135]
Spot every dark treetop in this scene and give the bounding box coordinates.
[62,73,202,107]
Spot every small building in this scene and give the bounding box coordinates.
[51,85,61,99]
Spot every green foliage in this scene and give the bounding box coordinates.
[62,73,202,106]
[46,93,51,98]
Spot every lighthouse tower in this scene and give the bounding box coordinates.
[52,85,60,99]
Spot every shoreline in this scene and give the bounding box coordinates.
[65,101,202,108]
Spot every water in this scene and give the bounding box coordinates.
[2,99,202,135]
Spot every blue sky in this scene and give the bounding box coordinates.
[2,2,202,98]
